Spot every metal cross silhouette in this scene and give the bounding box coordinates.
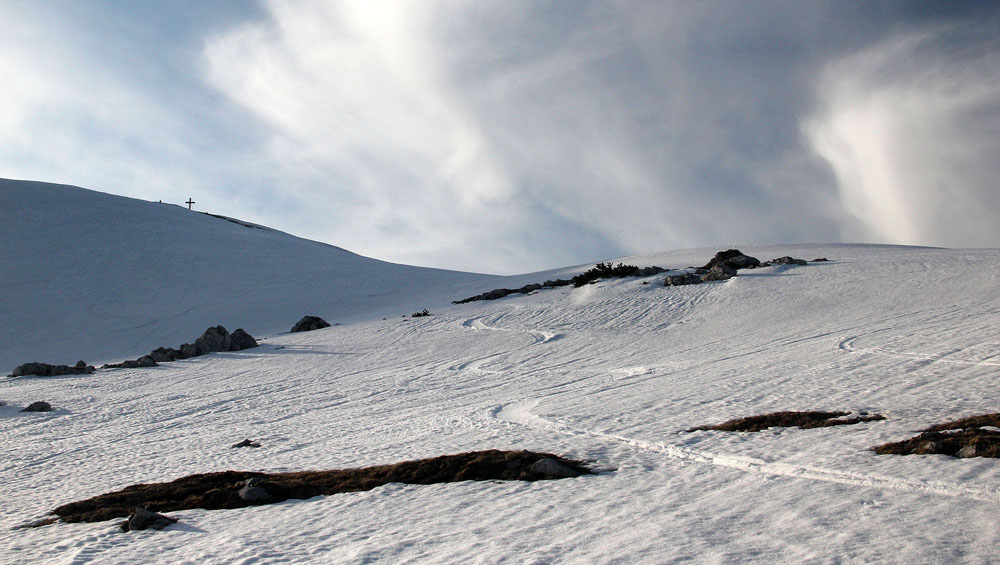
[186,198,195,210]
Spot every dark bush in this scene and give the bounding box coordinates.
[571,263,640,287]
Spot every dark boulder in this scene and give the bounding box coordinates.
[232,439,262,448]
[228,329,258,351]
[149,347,182,363]
[237,479,271,503]
[702,249,761,271]
[121,506,177,532]
[21,401,53,412]
[769,256,807,266]
[529,458,582,478]
[136,355,157,368]
[194,325,231,354]
[664,273,703,286]
[701,264,737,282]
[179,343,198,359]
[290,316,331,333]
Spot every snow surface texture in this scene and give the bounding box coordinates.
[3,180,1000,563]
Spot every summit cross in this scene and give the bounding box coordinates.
[186,198,195,210]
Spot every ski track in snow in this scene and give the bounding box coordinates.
[491,399,1000,503]
[460,309,1000,504]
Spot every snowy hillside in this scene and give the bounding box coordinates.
[3,180,1000,562]
[0,179,514,372]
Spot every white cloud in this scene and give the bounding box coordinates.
[806,26,1000,247]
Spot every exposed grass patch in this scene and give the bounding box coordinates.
[47,450,592,525]
[873,413,1000,458]
[688,411,885,432]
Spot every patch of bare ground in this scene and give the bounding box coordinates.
[688,411,886,433]
[46,450,592,526]
[873,413,1000,458]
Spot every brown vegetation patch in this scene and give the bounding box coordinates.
[688,411,885,433]
[873,413,1000,458]
[49,450,592,525]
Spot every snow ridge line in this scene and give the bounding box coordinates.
[493,400,1000,503]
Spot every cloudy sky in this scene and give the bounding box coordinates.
[3,1,998,274]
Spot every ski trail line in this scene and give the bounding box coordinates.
[493,400,1000,503]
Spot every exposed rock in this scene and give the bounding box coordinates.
[529,458,581,478]
[664,273,702,286]
[701,264,737,282]
[915,441,943,455]
[702,249,761,271]
[21,401,53,412]
[149,347,182,363]
[9,361,95,378]
[237,479,271,503]
[290,316,331,333]
[812,258,829,262]
[635,266,668,277]
[228,329,258,351]
[769,256,808,266]
[956,445,978,458]
[194,325,231,354]
[232,439,261,448]
[121,506,177,532]
[136,355,158,368]
[179,343,198,358]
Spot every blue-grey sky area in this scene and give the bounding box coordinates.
[3,1,999,274]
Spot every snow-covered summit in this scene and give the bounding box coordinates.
[0,179,498,370]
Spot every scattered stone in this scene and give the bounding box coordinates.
[121,506,177,532]
[149,347,182,363]
[136,355,157,368]
[179,343,199,358]
[21,401,53,413]
[701,249,761,271]
[412,309,431,317]
[701,264,737,282]
[9,361,95,378]
[194,325,231,354]
[915,441,943,455]
[237,480,271,503]
[232,439,261,448]
[529,458,582,478]
[228,329,258,351]
[290,315,331,333]
[664,273,702,286]
[956,445,978,458]
[768,256,808,266]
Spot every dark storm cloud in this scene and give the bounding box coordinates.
[3,1,999,272]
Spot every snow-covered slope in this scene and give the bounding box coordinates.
[3,180,1000,562]
[0,179,511,371]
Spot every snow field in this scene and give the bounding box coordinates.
[3,242,1000,562]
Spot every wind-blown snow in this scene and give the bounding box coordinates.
[2,180,999,563]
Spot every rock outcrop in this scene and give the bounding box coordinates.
[105,326,258,370]
[121,507,177,532]
[8,361,95,378]
[21,401,53,412]
[290,316,331,333]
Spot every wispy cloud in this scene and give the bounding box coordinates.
[3,1,998,273]
[806,24,1000,247]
